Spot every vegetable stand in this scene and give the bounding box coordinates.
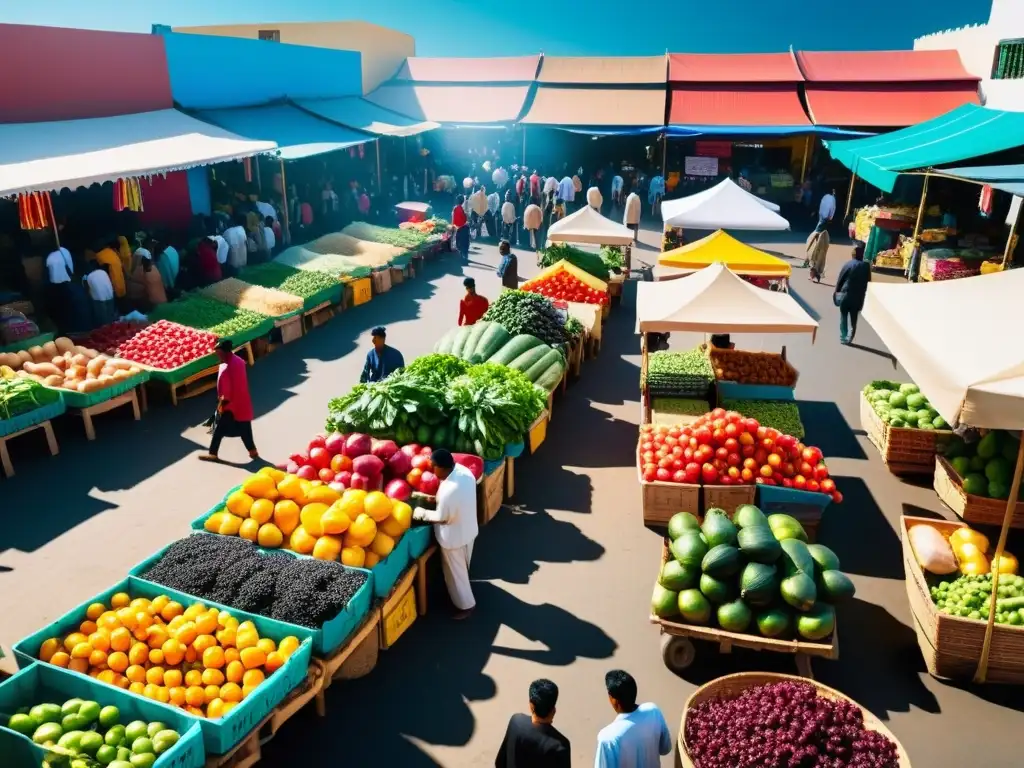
[0,401,63,477]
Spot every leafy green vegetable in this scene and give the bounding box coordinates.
[342,222,426,249]
[722,399,805,438]
[0,376,60,421]
[652,398,711,421]
[600,245,625,270]
[325,373,446,443]
[402,354,471,390]
[538,243,610,281]
[482,291,569,347]
[425,217,451,234]
[238,262,340,299]
[149,295,269,338]
[644,348,715,396]
[563,316,585,340]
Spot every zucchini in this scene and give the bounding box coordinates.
[488,334,544,366]
[509,345,549,374]
[450,326,474,358]
[462,320,492,362]
[524,348,563,383]
[533,356,566,391]
[434,327,458,355]
[473,322,511,363]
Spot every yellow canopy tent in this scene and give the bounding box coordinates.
[658,230,792,278]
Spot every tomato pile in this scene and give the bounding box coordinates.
[115,320,218,370]
[639,408,842,503]
[523,271,609,306]
[78,321,148,355]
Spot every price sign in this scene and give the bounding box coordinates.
[384,587,417,647]
[684,157,719,177]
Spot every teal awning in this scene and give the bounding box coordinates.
[196,104,372,161]
[824,105,1024,192]
[941,164,1024,196]
[294,97,439,137]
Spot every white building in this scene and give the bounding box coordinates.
[914,0,1024,110]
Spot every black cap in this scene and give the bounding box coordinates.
[431,448,454,470]
[463,277,475,289]
[371,326,387,338]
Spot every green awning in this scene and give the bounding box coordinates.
[825,104,1024,192]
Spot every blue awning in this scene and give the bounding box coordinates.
[195,104,372,161]
[941,164,1024,196]
[293,97,439,137]
[667,125,872,138]
[542,125,667,137]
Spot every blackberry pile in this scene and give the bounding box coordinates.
[143,536,369,629]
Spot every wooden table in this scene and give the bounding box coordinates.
[0,420,58,477]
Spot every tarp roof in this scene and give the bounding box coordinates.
[669,53,803,83]
[393,55,540,83]
[547,205,635,246]
[940,164,1024,196]
[659,230,792,277]
[294,97,439,137]
[365,83,529,124]
[0,108,275,198]
[863,268,1024,429]
[805,84,980,128]
[195,104,371,161]
[538,56,667,84]
[825,104,1024,192]
[522,87,666,127]
[660,178,790,230]
[668,86,810,128]
[796,49,979,83]
[636,262,818,335]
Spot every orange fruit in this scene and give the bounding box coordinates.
[264,652,284,673]
[185,686,206,707]
[256,638,276,654]
[235,626,258,651]
[110,592,131,609]
[273,500,300,535]
[110,627,132,652]
[257,523,284,548]
[148,648,164,665]
[242,684,259,699]
[288,526,317,555]
[185,669,203,687]
[216,626,237,648]
[174,621,197,646]
[203,646,226,669]
[169,686,187,707]
[276,475,303,501]
[242,473,277,499]
[240,647,266,670]
[63,632,88,652]
[363,551,380,568]
[224,648,241,664]
[300,503,329,537]
[389,500,413,532]
[204,684,222,703]
[226,490,254,518]
[129,682,145,695]
[183,603,206,622]
[185,705,205,717]
[319,503,352,535]
[339,488,367,517]
[312,534,343,561]
[146,625,168,649]
[164,669,183,688]
[184,646,197,665]
[79,620,98,636]
[107,651,129,673]
[239,517,261,542]
[143,683,159,700]
[278,637,301,657]
[128,642,148,666]
[221,702,238,716]
[258,466,286,482]
[162,639,185,666]
[89,650,108,668]
[249,497,275,524]
[38,638,60,662]
[71,642,93,660]
[97,613,121,632]
[96,669,117,685]
[85,602,106,621]
[225,660,244,683]
[207,697,226,719]
[193,634,217,654]
[125,665,146,684]
[88,631,111,652]
[149,594,169,616]
[220,682,243,703]
[146,666,165,685]
[363,491,393,522]
[202,667,225,686]
[340,545,366,568]
[195,610,218,635]
[345,513,377,548]
[69,658,90,675]
[50,651,71,668]
[134,612,153,631]
[161,601,184,622]
[130,598,151,613]
[242,669,265,688]
[370,532,395,558]
[116,609,137,630]
[378,516,404,539]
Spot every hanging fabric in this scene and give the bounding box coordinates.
[243,158,253,183]
[358,144,365,159]
[17,191,55,231]
[979,184,994,217]
[113,178,145,213]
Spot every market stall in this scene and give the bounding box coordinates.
[660,177,789,230]
[863,268,1024,683]
[657,230,792,291]
[546,205,636,271]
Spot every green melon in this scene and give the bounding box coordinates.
[659,560,698,592]
[817,570,856,602]
[699,573,734,604]
[732,504,768,529]
[779,538,815,577]
[739,562,778,607]
[780,572,817,611]
[651,584,680,619]
[796,603,835,641]
[667,511,701,541]
[737,525,782,564]
[678,589,712,624]
[806,543,841,573]
[767,514,808,543]
[756,608,791,638]
[670,530,709,570]
[701,509,738,548]
[702,544,742,579]
[717,599,753,633]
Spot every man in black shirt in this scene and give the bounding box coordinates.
[495,679,570,768]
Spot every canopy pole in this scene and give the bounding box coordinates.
[522,126,527,166]
[975,431,1024,684]
[1003,199,1021,267]
[255,157,262,193]
[640,331,650,423]
[909,174,930,281]
[799,136,811,185]
[279,158,291,247]
[843,173,856,219]
[661,134,668,179]
[376,139,382,194]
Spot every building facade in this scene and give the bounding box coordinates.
[168,21,414,94]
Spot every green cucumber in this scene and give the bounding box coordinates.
[488,334,544,366]
[509,345,549,374]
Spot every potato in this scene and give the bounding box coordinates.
[67,365,88,379]
[43,374,64,387]
[27,345,45,362]
[0,353,18,369]
[70,353,89,367]
[16,350,32,366]
[110,359,134,371]
[54,337,75,354]
[41,341,58,359]
[50,356,68,370]
[85,356,107,377]
[78,379,101,393]
[74,345,99,359]
[111,369,131,381]
[23,362,62,377]
[96,374,114,386]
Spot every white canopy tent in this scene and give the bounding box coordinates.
[660,178,790,231]
[635,262,817,337]
[0,109,277,197]
[863,269,1024,430]
[547,205,635,246]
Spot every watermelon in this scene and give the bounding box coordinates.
[780,573,817,611]
[756,608,791,638]
[737,525,781,564]
[807,543,841,573]
[768,514,808,543]
[779,539,815,577]
[671,531,708,570]
[732,504,768,529]
[739,562,778,606]
[472,322,512,363]
[678,589,712,624]
[487,334,544,366]
[435,328,458,354]
[717,599,753,633]
[659,560,698,591]
[702,544,741,579]
[508,345,549,374]
[699,573,734,604]
[796,603,835,641]
[652,584,679,619]
[701,509,738,548]
[817,570,856,602]
[450,326,474,358]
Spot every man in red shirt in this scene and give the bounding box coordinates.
[458,278,489,326]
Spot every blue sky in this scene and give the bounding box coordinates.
[3,0,990,56]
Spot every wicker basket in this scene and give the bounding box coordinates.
[677,673,912,767]
[901,515,1024,684]
[334,625,380,680]
[933,456,1024,528]
[861,392,953,475]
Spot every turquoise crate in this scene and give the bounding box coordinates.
[0,663,204,768]
[0,724,45,768]
[505,441,525,459]
[756,484,833,515]
[47,369,150,409]
[717,381,795,402]
[129,540,373,657]
[0,398,65,438]
[0,332,54,354]
[405,524,433,559]
[483,457,504,475]
[12,577,314,756]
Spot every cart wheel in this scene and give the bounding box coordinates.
[795,654,814,679]
[661,635,696,673]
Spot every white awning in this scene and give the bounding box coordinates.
[547,205,635,246]
[636,262,817,336]
[0,109,276,197]
[863,269,1024,429]
[661,178,789,230]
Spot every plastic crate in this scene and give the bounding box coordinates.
[46,369,150,409]
[483,457,504,475]
[0,398,66,438]
[0,663,205,768]
[0,724,45,768]
[405,524,433,559]
[716,381,795,402]
[504,441,525,459]
[13,577,314,756]
[129,540,373,657]
[142,353,218,385]
[0,332,54,355]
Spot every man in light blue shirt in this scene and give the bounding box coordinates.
[594,670,671,768]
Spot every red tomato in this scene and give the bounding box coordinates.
[820,478,836,494]
[715,447,729,461]
[759,465,773,478]
[831,491,844,504]
[766,453,782,468]
[793,475,807,490]
[743,418,760,434]
[643,466,657,482]
[656,467,672,482]
[701,463,719,484]
[672,470,688,483]
[805,479,820,493]
[711,408,726,420]
[802,446,823,465]
[740,468,755,483]
[694,427,712,444]
[814,464,830,481]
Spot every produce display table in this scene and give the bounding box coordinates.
[0,400,64,477]
[69,386,142,441]
[274,313,304,345]
[0,332,54,355]
[147,342,254,406]
[303,300,335,332]
[379,563,419,650]
[478,461,506,525]
[371,269,392,295]
[702,484,756,515]
[653,542,837,678]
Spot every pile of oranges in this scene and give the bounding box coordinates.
[37,591,300,719]
[205,468,412,569]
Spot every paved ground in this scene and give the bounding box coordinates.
[2,223,1023,766]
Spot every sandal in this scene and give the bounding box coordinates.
[197,453,220,462]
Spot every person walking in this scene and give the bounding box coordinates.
[501,191,518,242]
[623,191,641,243]
[452,195,470,263]
[834,243,871,345]
[805,226,830,282]
[587,186,604,212]
[470,186,489,239]
[524,200,543,250]
[595,670,671,768]
[413,449,479,619]
[497,240,519,290]
[495,679,571,768]
[459,277,489,326]
[199,339,258,462]
[360,326,405,383]
[817,188,837,232]
[94,236,127,305]
[85,262,117,328]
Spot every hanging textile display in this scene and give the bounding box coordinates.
[979,184,994,217]
[113,178,145,213]
[243,157,253,183]
[17,191,55,231]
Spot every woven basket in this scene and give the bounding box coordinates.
[677,673,912,767]
[335,625,379,680]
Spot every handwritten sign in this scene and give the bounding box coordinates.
[384,587,418,647]
[684,157,719,177]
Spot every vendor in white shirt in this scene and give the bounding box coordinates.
[413,449,479,620]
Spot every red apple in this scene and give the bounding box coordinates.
[656,467,672,482]
[672,470,688,483]
[309,447,331,470]
[308,434,327,451]
[820,478,836,494]
[831,491,844,504]
[793,475,807,490]
[296,464,317,481]
[802,446,823,465]
[806,479,820,493]
[701,463,719,484]
[419,471,441,495]
[400,444,420,458]
[317,468,335,483]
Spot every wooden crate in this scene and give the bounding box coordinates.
[638,460,701,526]
[304,301,334,330]
[317,612,380,704]
[0,419,58,478]
[934,456,1024,528]
[528,412,548,454]
[371,269,392,295]
[901,515,1024,684]
[389,266,404,285]
[70,388,142,441]
[275,314,303,345]
[348,277,372,307]
[379,565,419,650]
[702,484,756,514]
[478,461,506,526]
[861,392,952,475]
[415,544,438,616]
[504,456,515,498]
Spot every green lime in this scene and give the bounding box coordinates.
[33,722,65,746]
[30,703,62,724]
[152,730,180,754]
[62,713,89,732]
[124,721,148,744]
[117,746,132,761]
[131,737,154,755]
[146,722,167,739]
[98,705,120,729]
[80,731,105,755]
[61,698,85,717]
[96,744,119,765]
[105,724,126,747]
[130,753,157,768]
[7,713,37,735]
[110,761,134,768]
[70,759,91,768]
[58,730,85,750]
[78,701,101,724]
